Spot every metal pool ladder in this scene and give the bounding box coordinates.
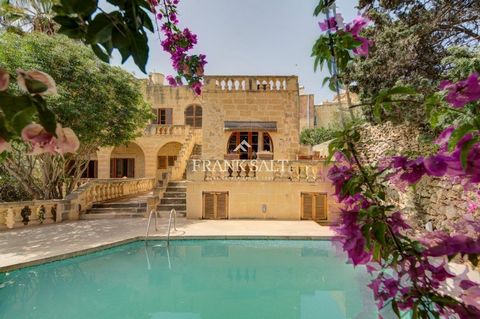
[145,208,177,245]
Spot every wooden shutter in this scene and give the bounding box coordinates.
[302,193,327,221]
[166,108,173,124]
[302,193,314,220]
[314,194,327,221]
[158,156,167,169]
[203,193,215,219]
[216,193,228,219]
[151,108,160,124]
[203,192,228,219]
[110,159,115,178]
[127,159,135,178]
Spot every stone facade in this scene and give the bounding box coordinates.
[91,73,341,221]
[356,122,479,232]
[314,91,359,129]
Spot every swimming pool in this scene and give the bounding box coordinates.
[0,240,377,319]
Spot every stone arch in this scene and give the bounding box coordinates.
[156,142,183,170]
[109,142,146,178]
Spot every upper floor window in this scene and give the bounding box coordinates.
[185,105,202,128]
[152,108,172,125]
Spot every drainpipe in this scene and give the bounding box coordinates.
[306,96,310,129]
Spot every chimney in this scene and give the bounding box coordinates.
[149,73,165,85]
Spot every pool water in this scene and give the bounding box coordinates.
[0,240,377,319]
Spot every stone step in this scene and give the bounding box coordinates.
[166,186,186,192]
[92,202,147,209]
[157,204,187,211]
[156,211,187,218]
[81,212,145,220]
[168,181,187,187]
[163,192,186,198]
[161,198,186,204]
[86,207,146,214]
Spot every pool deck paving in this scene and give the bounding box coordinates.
[0,218,335,272]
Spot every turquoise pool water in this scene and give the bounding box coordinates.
[0,240,377,319]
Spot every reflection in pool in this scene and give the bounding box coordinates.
[0,240,377,319]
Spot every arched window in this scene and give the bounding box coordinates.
[227,132,273,160]
[185,105,202,128]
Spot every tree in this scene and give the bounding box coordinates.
[0,0,58,34]
[344,0,480,125]
[0,32,151,199]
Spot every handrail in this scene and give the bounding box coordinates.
[145,209,158,241]
[166,208,177,246]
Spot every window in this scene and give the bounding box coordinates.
[110,158,135,178]
[203,192,228,219]
[158,156,177,169]
[301,193,327,221]
[82,161,98,178]
[227,132,273,159]
[66,160,98,178]
[152,108,172,124]
[185,105,202,128]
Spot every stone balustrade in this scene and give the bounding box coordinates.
[188,160,329,183]
[0,177,157,230]
[144,124,190,137]
[204,76,298,92]
[0,200,67,230]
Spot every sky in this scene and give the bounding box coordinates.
[110,0,359,102]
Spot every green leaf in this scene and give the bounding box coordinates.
[34,97,56,134]
[53,16,79,29]
[448,123,474,151]
[313,0,335,16]
[460,137,478,169]
[130,32,149,73]
[86,13,114,44]
[91,44,110,63]
[391,300,400,317]
[11,106,36,134]
[372,221,387,245]
[25,78,48,94]
[60,0,98,17]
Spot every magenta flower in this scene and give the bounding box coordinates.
[319,17,337,31]
[439,73,480,108]
[352,36,372,56]
[0,69,9,91]
[345,15,370,36]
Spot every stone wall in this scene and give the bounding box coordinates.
[356,122,479,232]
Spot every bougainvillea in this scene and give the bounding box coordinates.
[148,0,207,95]
[315,2,480,318]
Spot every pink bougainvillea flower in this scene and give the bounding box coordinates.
[319,14,344,32]
[0,137,11,153]
[345,15,370,36]
[0,69,9,91]
[21,123,56,154]
[439,73,480,108]
[55,125,80,154]
[16,69,58,96]
[352,36,373,56]
[319,16,337,31]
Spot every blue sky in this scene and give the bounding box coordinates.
[111,0,359,102]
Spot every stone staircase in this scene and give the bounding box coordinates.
[80,192,150,220]
[157,181,187,217]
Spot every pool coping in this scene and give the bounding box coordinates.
[1,234,335,273]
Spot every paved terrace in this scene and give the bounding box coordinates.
[0,219,335,272]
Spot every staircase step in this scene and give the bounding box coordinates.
[161,198,186,204]
[163,192,186,198]
[166,186,186,192]
[81,212,145,220]
[92,202,147,209]
[87,207,146,214]
[168,181,187,187]
[158,204,187,211]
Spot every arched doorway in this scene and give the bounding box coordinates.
[227,132,274,160]
[110,142,145,178]
[157,142,182,170]
[185,105,202,128]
